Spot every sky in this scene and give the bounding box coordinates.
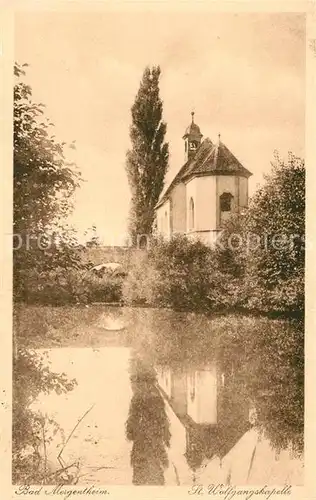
[15,11,305,244]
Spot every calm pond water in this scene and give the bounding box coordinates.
[26,306,303,485]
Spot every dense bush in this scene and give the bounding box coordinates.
[122,233,255,312]
[121,250,157,305]
[20,266,123,305]
[149,235,214,311]
[83,271,123,303]
[123,236,220,311]
[215,152,305,314]
[20,267,85,305]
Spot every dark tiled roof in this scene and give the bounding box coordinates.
[156,139,212,208]
[184,140,252,179]
[156,138,252,208]
[183,122,202,138]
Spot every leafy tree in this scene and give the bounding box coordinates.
[215,152,305,313]
[85,225,101,248]
[14,63,80,235]
[244,152,305,312]
[13,63,83,301]
[125,66,169,245]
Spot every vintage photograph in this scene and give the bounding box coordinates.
[12,9,305,488]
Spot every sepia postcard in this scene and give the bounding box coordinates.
[0,1,315,499]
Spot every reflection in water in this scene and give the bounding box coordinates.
[125,353,171,485]
[147,309,304,458]
[12,348,77,485]
[156,360,250,473]
[15,306,303,485]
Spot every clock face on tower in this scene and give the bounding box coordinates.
[189,141,197,151]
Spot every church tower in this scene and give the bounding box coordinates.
[183,112,203,162]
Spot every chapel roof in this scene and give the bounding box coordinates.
[156,137,252,209]
[183,122,202,138]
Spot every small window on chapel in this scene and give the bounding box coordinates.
[189,197,195,230]
[220,192,233,212]
[164,211,168,231]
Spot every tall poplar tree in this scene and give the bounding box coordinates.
[125,66,169,245]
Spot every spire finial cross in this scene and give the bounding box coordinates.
[191,111,195,123]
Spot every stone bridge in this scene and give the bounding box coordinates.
[83,246,134,268]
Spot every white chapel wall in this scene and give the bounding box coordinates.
[239,176,248,209]
[186,176,217,233]
[170,183,187,234]
[156,200,171,239]
[187,366,218,425]
[196,176,217,231]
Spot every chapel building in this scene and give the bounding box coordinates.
[155,113,252,245]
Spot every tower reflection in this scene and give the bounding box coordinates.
[156,360,250,472]
[125,352,171,485]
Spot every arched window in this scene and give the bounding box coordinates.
[220,192,233,212]
[137,234,148,250]
[189,197,195,230]
[164,211,168,233]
